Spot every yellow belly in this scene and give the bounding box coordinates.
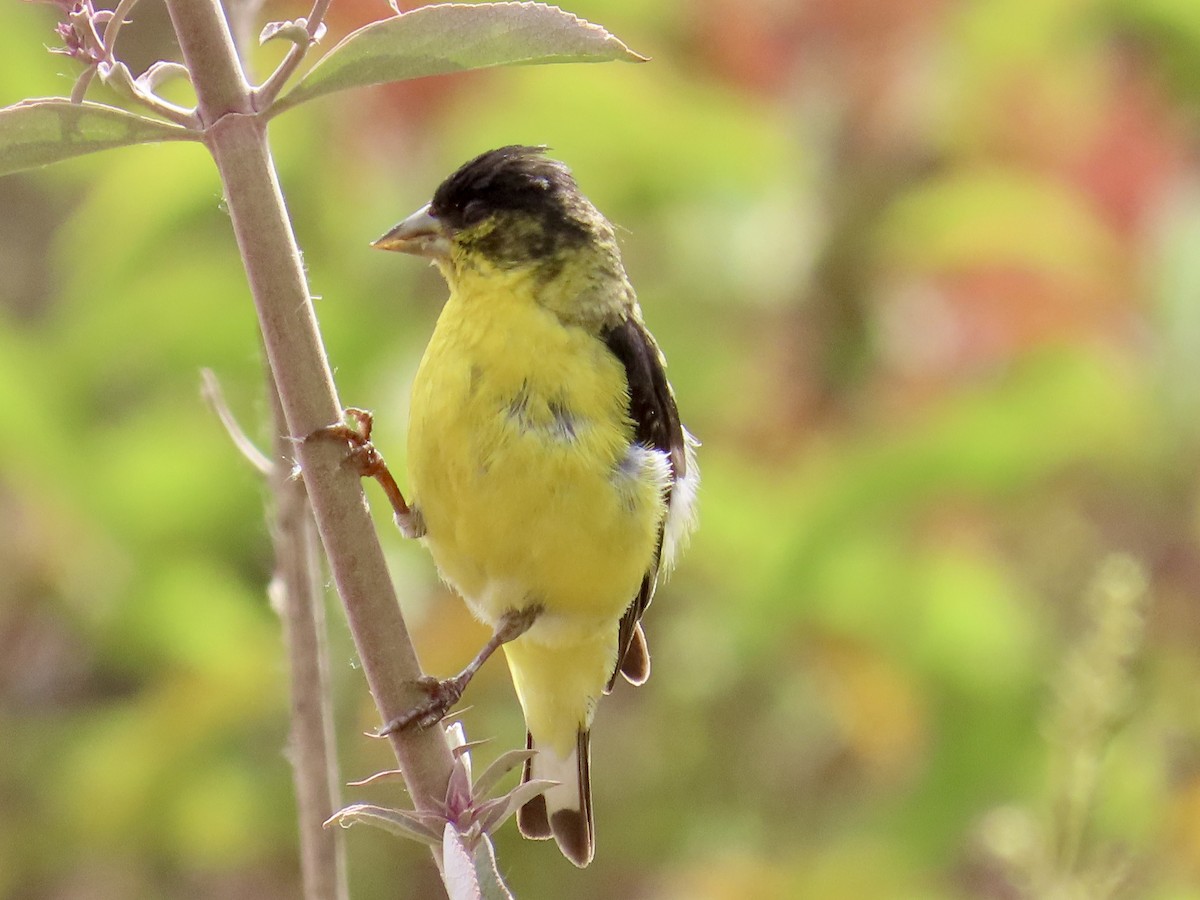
[407,286,663,643]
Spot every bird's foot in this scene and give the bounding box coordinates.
[375,608,539,736]
[305,408,387,479]
[304,408,425,538]
[377,674,469,735]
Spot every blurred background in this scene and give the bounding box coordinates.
[3,0,1200,897]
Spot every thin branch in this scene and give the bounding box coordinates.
[307,0,334,35]
[200,367,272,474]
[254,0,335,109]
[163,1,250,121]
[69,65,97,104]
[59,0,201,127]
[256,44,305,109]
[126,89,198,128]
[348,769,406,787]
[105,0,192,124]
[100,0,141,60]
[100,62,201,126]
[269,378,349,900]
[201,365,348,900]
[163,0,456,882]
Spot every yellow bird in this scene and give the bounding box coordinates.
[371,146,698,867]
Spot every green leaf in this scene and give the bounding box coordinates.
[443,824,484,900]
[472,748,535,801]
[325,802,444,847]
[475,778,556,834]
[0,98,195,177]
[271,2,646,116]
[441,828,516,900]
[260,18,326,47]
[471,834,515,900]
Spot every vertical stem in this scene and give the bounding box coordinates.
[164,0,455,870]
[271,384,349,900]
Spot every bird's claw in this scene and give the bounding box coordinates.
[304,408,424,537]
[377,675,467,735]
[305,408,384,478]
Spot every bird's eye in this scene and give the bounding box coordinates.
[461,200,488,224]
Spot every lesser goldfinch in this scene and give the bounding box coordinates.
[371,146,698,867]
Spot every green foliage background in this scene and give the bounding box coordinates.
[3,0,1200,897]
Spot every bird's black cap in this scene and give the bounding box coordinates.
[429,146,593,262]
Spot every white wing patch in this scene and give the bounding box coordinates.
[610,443,672,512]
[662,428,700,574]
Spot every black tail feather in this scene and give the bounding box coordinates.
[516,729,594,866]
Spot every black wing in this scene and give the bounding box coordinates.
[600,315,686,692]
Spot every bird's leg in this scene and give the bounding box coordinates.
[378,606,542,735]
[304,407,425,539]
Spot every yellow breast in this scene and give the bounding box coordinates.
[407,266,664,635]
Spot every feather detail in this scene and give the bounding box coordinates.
[518,729,594,867]
[617,622,650,686]
[601,315,696,690]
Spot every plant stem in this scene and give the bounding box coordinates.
[255,0,334,108]
[201,368,347,900]
[270,383,349,900]
[163,0,456,866]
[100,0,143,64]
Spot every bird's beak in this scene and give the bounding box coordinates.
[372,202,450,259]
